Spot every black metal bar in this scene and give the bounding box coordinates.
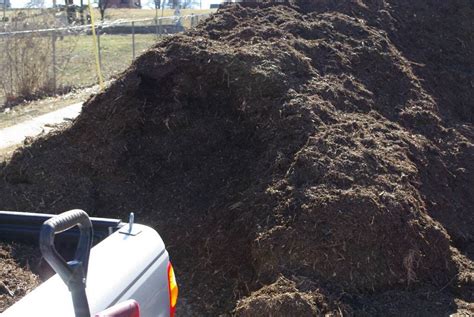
[0,211,123,245]
[71,287,90,317]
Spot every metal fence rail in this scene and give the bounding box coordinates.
[0,14,208,36]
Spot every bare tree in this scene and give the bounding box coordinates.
[0,10,80,106]
[25,0,45,8]
[168,0,178,9]
[174,0,199,9]
[98,0,109,21]
[180,0,199,8]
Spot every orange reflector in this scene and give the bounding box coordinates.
[168,262,178,317]
[95,299,140,317]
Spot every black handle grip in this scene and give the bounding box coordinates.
[40,209,93,317]
[43,209,92,234]
[40,209,93,286]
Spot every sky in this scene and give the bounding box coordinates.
[9,0,218,9]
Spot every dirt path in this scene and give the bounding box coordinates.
[0,103,82,151]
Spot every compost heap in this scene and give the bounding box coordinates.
[1,0,473,315]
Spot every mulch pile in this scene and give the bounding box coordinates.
[1,0,473,315]
[0,243,40,313]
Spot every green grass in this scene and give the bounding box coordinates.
[0,33,159,105]
[55,33,159,89]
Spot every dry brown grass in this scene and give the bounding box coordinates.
[0,10,79,106]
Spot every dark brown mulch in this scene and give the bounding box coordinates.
[0,243,41,313]
[0,1,473,315]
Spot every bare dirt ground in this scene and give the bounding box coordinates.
[0,1,473,315]
[0,89,95,172]
[0,103,82,151]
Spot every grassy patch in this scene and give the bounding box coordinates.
[0,33,159,106]
[56,33,159,89]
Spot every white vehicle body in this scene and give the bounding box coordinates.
[3,221,173,317]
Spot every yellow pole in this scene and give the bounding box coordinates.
[88,0,104,90]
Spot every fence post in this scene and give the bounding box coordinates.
[9,37,12,95]
[132,21,135,60]
[88,0,104,90]
[2,1,6,24]
[51,31,57,94]
[97,27,102,70]
[159,17,162,36]
[5,34,13,96]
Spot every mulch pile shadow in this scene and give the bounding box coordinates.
[1,0,473,315]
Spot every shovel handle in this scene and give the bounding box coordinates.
[40,209,93,284]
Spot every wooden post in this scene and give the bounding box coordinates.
[132,21,135,59]
[97,27,102,70]
[51,32,57,93]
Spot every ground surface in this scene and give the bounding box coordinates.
[0,87,97,163]
[0,87,97,130]
[0,1,473,316]
[0,102,82,150]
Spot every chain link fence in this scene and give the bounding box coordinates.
[0,12,211,108]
